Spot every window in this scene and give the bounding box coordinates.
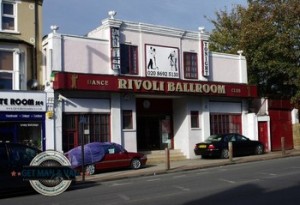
[0,50,13,89]
[184,52,198,79]
[239,135,248,141]
[191,111,199,128]
[120,44,138,75]
[89,114,110,142]
[0,49,23,90]
[62,115,76,152]
[122,110,133,129]
[2,1,15,31]
[19,122,42,149]
[62,114,111,152]
[210,114,241,134]
[10,144,39,165]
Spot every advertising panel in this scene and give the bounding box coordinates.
[0,91,46,112]
[111,27,120,70]
[202,40,210,77]
[145,44,179,78]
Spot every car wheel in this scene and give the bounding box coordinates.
[221,149,229,159]
[85,164,96,175]
[255,145,264,155]
[131,158,142,169]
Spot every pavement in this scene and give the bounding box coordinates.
[75,149,300,184]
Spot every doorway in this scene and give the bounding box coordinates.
[137,116,160,150]
[258,121,269,152]
[136,98,173,151]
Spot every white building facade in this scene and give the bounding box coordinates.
[42,14,260,158]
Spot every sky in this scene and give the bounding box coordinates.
[43,0,248,36]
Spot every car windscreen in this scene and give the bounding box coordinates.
[205,135,223,143]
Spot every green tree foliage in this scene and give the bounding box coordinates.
[208,0,300,104]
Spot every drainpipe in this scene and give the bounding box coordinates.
[33,0,39,87]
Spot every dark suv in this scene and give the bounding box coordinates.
[0,143,41,196]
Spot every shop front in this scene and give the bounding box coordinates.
[0,91,46,150]
[53,72,258,157]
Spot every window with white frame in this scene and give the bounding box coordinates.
[191,111,200,128]
[122,110,133,129]
[0,49,23,90]
[1,1,16,31]
[0,50,13,89]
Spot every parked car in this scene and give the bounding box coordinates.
[194,133,264,159]
[65,142,147,175]
[0,142,41,196]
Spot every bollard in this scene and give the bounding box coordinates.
[165,147,170,170]
[281,137,285,156]
[228,142,233,162]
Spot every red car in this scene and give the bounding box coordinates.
[65,142,147,175]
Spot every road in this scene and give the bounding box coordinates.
[1,156,300,205]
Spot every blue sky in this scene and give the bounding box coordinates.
[43,0,247,36]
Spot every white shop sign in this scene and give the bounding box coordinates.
[0,92,46,112]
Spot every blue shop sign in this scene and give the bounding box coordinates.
[0,112,45,121]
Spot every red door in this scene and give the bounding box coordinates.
[258,122,269,152]
[269,110,293,151]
